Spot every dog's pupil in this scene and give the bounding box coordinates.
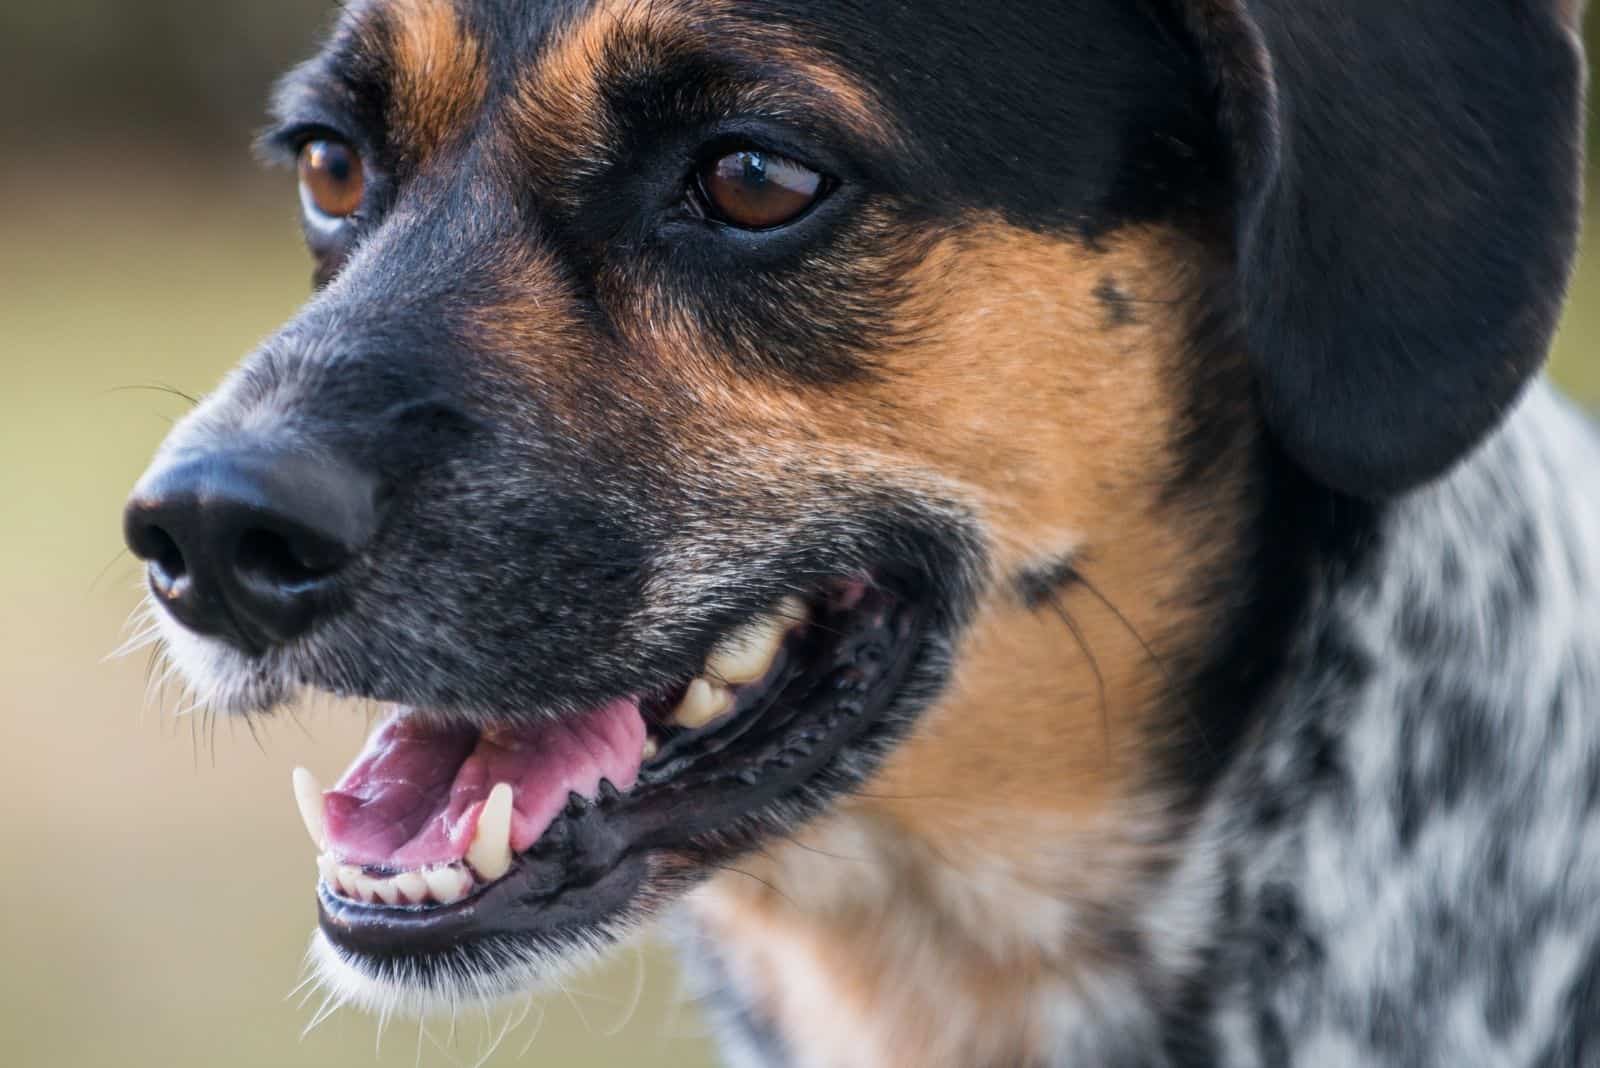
[739,151,766,188]
[706,149,820,229]
[713,150,770,197]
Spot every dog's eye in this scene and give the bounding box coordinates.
[298,140,365,222]
[696,149,824,231]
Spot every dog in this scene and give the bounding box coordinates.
[122,0,1598,1063]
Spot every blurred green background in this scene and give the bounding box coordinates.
[1,5,1596,1067]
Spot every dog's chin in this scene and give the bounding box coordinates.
[155,577,945,1012]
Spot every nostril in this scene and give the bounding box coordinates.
[132,523,189,587]
[125,449,381,651]
[151,528,187,579]
[234,528,343,592]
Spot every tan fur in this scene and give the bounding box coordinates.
[505,0,669,174]
[508,0,898,187]
[469,246,586,389]
[673,223,1254,1063]
[382,0,488,163]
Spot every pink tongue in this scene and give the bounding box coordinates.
[323,699,646,868]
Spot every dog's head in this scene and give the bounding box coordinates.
[124,0,1583,1012]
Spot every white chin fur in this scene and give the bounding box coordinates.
[151,600,293,714]
[305,924,629,1021]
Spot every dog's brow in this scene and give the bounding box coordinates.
[264,32,384,158]
[507,0,897,169]
[266,0,488,165]
[379,0,488,162]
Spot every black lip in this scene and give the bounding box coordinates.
[316,584,931,970]
[319,850,650,963]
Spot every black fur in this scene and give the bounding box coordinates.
[1175,0,1585,497]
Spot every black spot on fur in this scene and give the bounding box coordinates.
[1507,517,1544,605]
[1241,631,1361,832]
[1094,276,1139,327]
[1160,951,1223,1068]
[1252,1005,1290,1066]
[1582,749,1600,814]
[1014,554,1083,609]
[1248,713,1348,832]
[1309,622,1377,696]
[1392,684,1502,849]
[1484,951,1529,1040]
[1395,597,1450,658]
[1255,883,1321,972]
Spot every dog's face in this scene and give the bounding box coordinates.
[124,0,1581,1016]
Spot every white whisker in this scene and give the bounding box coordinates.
[517,1001,548,1059]
[469,1003,516,1068]
[285,969,319,1003]
[301,988,346,1039]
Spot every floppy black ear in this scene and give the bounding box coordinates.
[1179,0,1585,496]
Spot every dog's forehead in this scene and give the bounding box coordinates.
[302,0,891,150]
[357,0,908,74]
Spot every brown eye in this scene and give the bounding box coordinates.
[697,149,824,230]
[297,139,365,222]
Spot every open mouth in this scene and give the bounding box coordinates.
[299,577,929,972]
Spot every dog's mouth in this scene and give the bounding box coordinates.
[304,577,930,978]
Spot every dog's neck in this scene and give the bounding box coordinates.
[686,798,1182,1066]
[681,383,1280,1065]
[682,381,1600,1066]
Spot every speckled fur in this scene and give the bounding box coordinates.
[1172,384,1600,1068]
[683,382,1600,1067]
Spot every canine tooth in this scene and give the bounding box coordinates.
[393,871,428,905]
[707,598,809,684]
[673,677,734,729]
[291,767,327,851]
[337,865,363,899]
[467,783,515,883]
[317,853,338,886]
[642,735,659,761]
[423,865,471,905]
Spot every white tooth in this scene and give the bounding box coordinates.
[467,783,515,883]
[337,865,363,899]
[642,735,659,761]
[423,865,471,905]
[672,677,735,729]
[291,767,327,851]
[352,873,381,904]
[706,598,810,685]
[372,876,401,906]
[393,871,428,905]
[317,853,339,886]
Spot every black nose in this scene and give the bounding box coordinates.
[123,450,382,653]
